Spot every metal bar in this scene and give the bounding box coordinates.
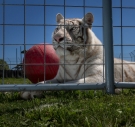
[2,43,135,46]
[103,0,115,94]
[115,82,135,89]
[0,4,103,8]
[2,0,5,84]
[83,0,86,83]
[134,50,135,61]
[1,3,135,9]
[23,0,26,83]
[64,0,66,83]
[0,24,104,27]
[1,24,135,27]
[120,0,124,82]
[0,83,105,92]
[1,82,135,92]
[43,0,46,83]
[1,62,135,66]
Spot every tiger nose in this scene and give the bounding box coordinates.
[54,36,64,43]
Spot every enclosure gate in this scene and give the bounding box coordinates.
[0,0,135,93]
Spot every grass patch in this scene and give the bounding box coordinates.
[0,78,135,126]
[0,78,31,84]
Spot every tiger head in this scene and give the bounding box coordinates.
[52,13,94,57]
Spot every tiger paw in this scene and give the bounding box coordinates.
[20,91,43,100]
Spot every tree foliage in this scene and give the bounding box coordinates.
[0,59,9,70]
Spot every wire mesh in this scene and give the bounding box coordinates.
[0,0,135,92]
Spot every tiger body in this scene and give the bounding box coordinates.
[49,13,135,83]
[114,58,135,82]
[21,13,135,99]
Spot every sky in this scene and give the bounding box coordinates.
[0,0,135,68]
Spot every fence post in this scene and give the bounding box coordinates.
[103,0,115,94]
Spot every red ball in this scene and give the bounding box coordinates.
[23,44,59,83]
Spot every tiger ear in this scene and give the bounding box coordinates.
[82,13,94,26]
[56,13,64,23]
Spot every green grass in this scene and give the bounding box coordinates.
[0,78,31,84]
[0,78,135,127]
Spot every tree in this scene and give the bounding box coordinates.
[0,59,9,70]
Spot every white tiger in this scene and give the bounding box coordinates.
[21,13,135,99]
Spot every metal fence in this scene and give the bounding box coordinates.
[0,0,135,93]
